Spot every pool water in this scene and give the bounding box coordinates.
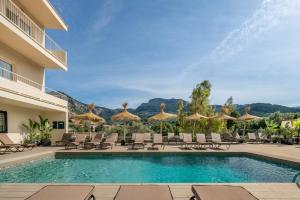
[0,153,299,183]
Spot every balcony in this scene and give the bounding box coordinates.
[0,0,67,69]
[0,66,68,111]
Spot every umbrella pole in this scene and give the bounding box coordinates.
[160,121,163,134]
[193,121,196,139]
[123,122,127,141]
[243,121,246,136]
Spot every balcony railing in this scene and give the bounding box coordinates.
[0,0,66,65]
[0,66,67,102]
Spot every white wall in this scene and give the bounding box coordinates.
[0,102,67,144]
[0,42,45,85]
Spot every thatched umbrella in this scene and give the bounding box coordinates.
[72,104,105,131]
[214,106,236,132]
[148,103,177,134]
[238,106,260,136]
[186,113,208,138]
[112,102,140,141]
[74,104,106,123]
[212,106,236,120]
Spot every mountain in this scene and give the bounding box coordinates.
[214,103,300,116]
[135,98,189,119]
[56,92,300,122]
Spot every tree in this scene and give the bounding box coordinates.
[291,118,300,144]
[264,119,279,136]
[190,80,212,115]
[177,100,185,132]
[224,96,234,113]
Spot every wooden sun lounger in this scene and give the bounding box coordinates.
[211,133,231,150]
[151,134,165,149]
[168,132,176,144]
[195,133,211,149]
[85,133,104,149]
[0,134,34,152]
[191,185,258,200]
[102,133,118,149]
[65,134,87,150]
[258,132,270,143]
[247,133,259,143]
[25,185,95,200]
[114,185,173,200]
[130,133,145,149]
[55,133,72,146]
[182,133,195,149]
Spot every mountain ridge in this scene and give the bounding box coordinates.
[55,92,300,122]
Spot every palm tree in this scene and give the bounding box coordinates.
[291,118,300,144]
[22,119,38,143]
[37,115,53,140]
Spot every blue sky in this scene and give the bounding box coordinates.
[47,0,300,108]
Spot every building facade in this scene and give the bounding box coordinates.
[0,0,68,143]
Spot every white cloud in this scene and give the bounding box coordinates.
[88,0,123,42]
[210,0,300,61]
[182,0,300,77]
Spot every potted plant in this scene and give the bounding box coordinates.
[264,119,278,143]
[279,127,294,145]
[22,119,38,144]
[37,115,53,146]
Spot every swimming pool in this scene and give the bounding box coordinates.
[0,153,299,183]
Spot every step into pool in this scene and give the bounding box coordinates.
[0,153,299,183]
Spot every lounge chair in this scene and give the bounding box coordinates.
[179,133,184,143]
[114,185,173,200]
[25,185,95,200]
[55,133,72,146]
[130,133,145,149]
[151,134,165,149]
[144,133,152,143]
[168,132,176,144]
[190,185,258,200]
[247,133,258,143]
[85,133,104,149]
[195,133,211,149]
[182,133,195,149]
[258,132,270,143]
[131,133,136,143]
[0,134,34,152]
[102,133,118,149]
[65,134,87,150]
[211,133,231,150]
[235,133,244,143]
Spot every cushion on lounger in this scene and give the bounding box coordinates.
[192,185,258,200]
[114,185,173,200]
[25,185,95,200]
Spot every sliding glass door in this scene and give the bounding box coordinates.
[0,59,13,80]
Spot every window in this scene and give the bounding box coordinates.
[0,59,13,80]
[53,121,65,129]
[0,111,8,133]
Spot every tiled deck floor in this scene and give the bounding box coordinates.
[0,144,300,199]
[0,183,299,200]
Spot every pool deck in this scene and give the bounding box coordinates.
[0,143,300,199]
[0,183,299,200]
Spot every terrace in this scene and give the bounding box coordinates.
[0,144,300,200]
[0,0,67,69]
[0,66,67,110]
